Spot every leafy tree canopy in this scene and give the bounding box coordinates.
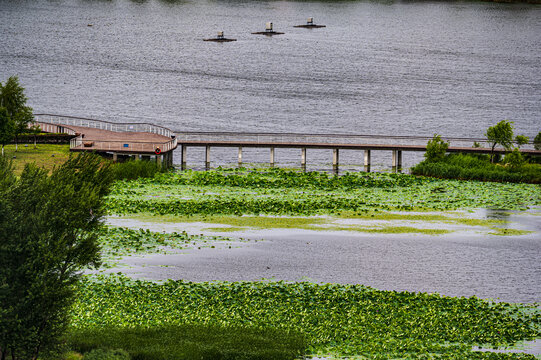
[0,76,34,151]
[0,153,113,360]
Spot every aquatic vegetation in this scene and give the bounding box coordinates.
[71,275,540,359]
[106,169,541,216]
[96,226,240,266]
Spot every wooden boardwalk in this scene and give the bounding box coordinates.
[34,114,540,170]
[34,114,177,166]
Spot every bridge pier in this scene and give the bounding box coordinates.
[333,149,339,171]
[181,145,187,169]
[238,147,243,167]
[205,146,211,170]
[392,150,402,171]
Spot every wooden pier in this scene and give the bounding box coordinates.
[33,114,540,171]
[34,114,177,168]
[174,132,541,170]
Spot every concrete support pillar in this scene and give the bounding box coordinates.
[205,146,211,170]
[270,147,275,167]
[112,153,118,162]
[392,150,402,171]
[181,145,187,170]
[238,147,243,166]
[364,150,371,166]
[333,148,339,170]
[157,154,163,168]
[301,148,306,168]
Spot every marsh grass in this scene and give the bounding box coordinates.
[64,325,306,360]
[411,154,541,184]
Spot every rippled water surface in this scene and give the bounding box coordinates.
[2,0,540,167]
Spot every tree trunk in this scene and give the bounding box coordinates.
[15,136,18,152]
[1,145,4,156]
[490,144,496,163]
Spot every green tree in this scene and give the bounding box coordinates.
[503,148,525,169]
[0,76,34,151]
[0,153,113,360]
[424,134,449,162]
[534,132,541,151]
[514,135,529,148]
[0,107,15,156]
[485,120,514,163]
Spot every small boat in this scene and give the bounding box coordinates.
[294,17,326,29]
[204,31,237,42]
[252,22,284,36]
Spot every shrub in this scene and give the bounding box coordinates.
[424,134,449,162]
[503,148,525,169]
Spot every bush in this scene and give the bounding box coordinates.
[424,134,449,162]
[503,148,525,168]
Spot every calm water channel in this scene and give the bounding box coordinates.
[1,0,540,167]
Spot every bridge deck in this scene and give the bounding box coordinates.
[176,140,541,155]
[68,125,174,154]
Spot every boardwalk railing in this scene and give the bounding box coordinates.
[34,114,177,154]
[35,114,175,138]
[173,131,536,149]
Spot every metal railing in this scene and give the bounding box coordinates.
[34,114,177,154]
[35,114,175,138]
[172,131,535,150]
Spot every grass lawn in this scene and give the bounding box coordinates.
[2,144,71,175]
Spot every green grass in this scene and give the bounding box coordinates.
[63,325,306,360]
[69,275,541,360]
[2,144,71,175]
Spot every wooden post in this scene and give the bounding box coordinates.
[238,147,243,166]
[205,145,211,170]
[301,148,306,168]
[270,147,275,167]
[181,145,187,170]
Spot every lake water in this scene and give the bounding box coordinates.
[1,0,540,168]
